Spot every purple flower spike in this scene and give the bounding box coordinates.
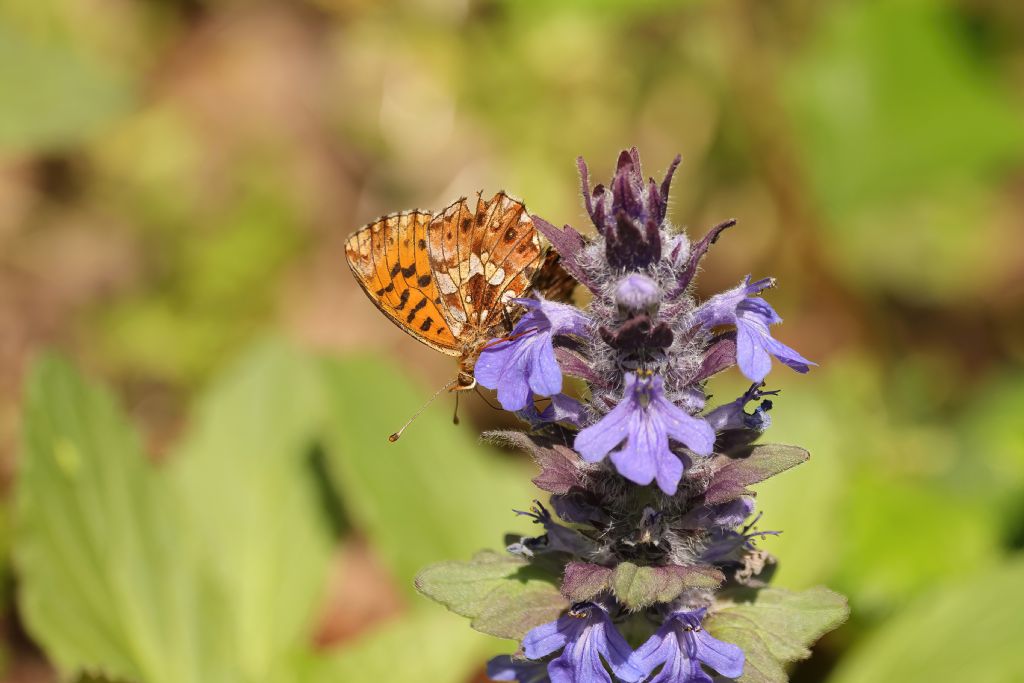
[523,603,642,683]
[693,276,815,383]
[476,297,591,411]
[579,148,679,271]
[574,374,715,495]
[487,655,550,682]
[629,608,744,683]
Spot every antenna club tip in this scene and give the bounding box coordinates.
[388,433,401,443]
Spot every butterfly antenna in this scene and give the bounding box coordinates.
[474,386,502,411]
[453,391,461,425]
[389,378,458,442]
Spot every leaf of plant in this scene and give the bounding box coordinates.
[704,587,849,683]
[15,355,217,683]
[828,555,1024,683]
[611,563,724,611]
[561,562,613,602]
[703,444,810,505]
[415,552,567,640]
[296,608,503,683]
[321,356,534,591]
[15,345,335,683]
[168,341,334,678]
[0,24,134,152]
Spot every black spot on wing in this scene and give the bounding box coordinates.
[405,297,427,323]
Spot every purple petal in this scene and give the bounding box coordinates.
[523,618,572,660]
[548,393,586,426]
[527,340,563,397]
[609,410,660,488]
[546,656,578,683]
[629,623,676,678]
[650,657,712,683]
[476,332,555,411]
[694,629,745,678]
[735,319,773,384]
[595,617,644,682]
[569,638,613,683]
[475,343,512,389]
[574,388,635,463]
[691,284,747,329]
[738,296,783,325]
[761,334,815,373]
[487,655,550,683]
[522,298,591,338]
[656,396,715,457]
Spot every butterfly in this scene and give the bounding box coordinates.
[346,191,563,398]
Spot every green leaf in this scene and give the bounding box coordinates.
[785,0,1024,216]
[0,23,133,152]
[829,555,1024,683]
[15,355,214,682]
[321,355,534,591]
[783,0,1024,303]
[704,444,810,505]
[704,587,849,683]
[611,563,724,611]
[297,608,502,683]
[415,552,567,640]
[561,562,613,602]
[168,341,334,679]
[14,344,334,682]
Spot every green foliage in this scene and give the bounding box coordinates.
[829,555,1024,683]
[15,344,333,683]
[298,609,499,683]
[785,0,1024,301]
[321,356,535,590]
[705,444,810,505]
[561,562,613,603]
[610,563,723,611]
[787,0,1024,214]
[92,168,306,386]
[167,343,333,679]
[0,23,133,152]
[705,587,849,683]
[415,551,567,640]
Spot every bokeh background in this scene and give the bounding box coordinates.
[2,0,1023,681]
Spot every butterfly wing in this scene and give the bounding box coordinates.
[532,249,577,304]
[345,211,461,356]
[427,191,544,341]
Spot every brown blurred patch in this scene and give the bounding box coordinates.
[312,537,406,648]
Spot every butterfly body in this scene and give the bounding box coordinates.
[345,191,545,389]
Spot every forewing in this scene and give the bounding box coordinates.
[427,191,543,340]
[345,211,461,355]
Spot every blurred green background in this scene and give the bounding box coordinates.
[1,0,1023,681]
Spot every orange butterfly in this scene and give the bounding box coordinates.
[346,191,552,405]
